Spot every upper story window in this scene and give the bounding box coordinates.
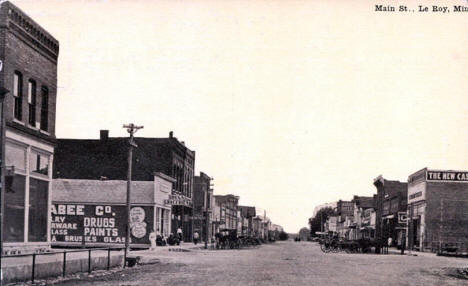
[40,86,49,131]
[13,72,23,120]
[390,198,399,213]
[28,80,37,127]
[383,201,390,215]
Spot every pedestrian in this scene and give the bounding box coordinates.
[193,231,199,245]
[149,230,157,251]
[177,227,183,243]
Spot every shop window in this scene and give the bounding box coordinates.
[13,71,23,120]
[155,208,161,233]
[28,80,36,126]
[28,178,49,242]
[4,175,26,242]
[5,143,26,171]
[29,152,49,175]
[163,210,170,237]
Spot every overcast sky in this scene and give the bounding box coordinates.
[14,0,468,232]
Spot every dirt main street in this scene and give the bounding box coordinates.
[55,241,468,286]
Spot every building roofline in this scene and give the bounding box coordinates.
[154,172,176,183]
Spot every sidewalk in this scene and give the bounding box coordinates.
[386,247,438,258]
[1,249,124,284]
[129,242,211,264]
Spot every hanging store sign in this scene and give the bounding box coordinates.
[426,171,468,182]
[50,204,153,245]
[398,212,408,224]
[164,194,193,207]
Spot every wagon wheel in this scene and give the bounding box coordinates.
[320,240,331,253]
[331,242,341,253]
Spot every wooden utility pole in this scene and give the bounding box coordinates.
[123,123,143,256]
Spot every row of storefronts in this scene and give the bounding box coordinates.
[320,168,468,253]
[0,2,283,255]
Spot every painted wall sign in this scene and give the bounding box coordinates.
[426,171,468,182]
[50,204,153,245]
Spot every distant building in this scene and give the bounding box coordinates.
[54,130,195,241]
[238,206,256,236]
[373,176,407,248]
[1,1,59,255]
[193,172,212,242]
[298,227,310,241]
[213,194,239,232]
[348,195,376,240]
[312,202,337,217]
[271,224,283,232]
[335,200,354,222]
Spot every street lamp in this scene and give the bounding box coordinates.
[0,86,11,257]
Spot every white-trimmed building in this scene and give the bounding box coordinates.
[1,1,59,255]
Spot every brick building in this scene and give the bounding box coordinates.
[213,194,239,232]
[193,172,212,242]
[335,200,354,221]
[346,196,375,240]
[53,131,195,241]
[373,176,407,249]
[407,168,468,253]
[238,206,256,236]
[1,1,59,254]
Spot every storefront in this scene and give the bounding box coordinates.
[3,131,54,255]
[407,168,468,252]
[51,173,173,248]
[166,194,193,242]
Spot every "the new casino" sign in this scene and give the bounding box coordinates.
[426,171,468,182]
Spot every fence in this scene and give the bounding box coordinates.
[1,246,126,284]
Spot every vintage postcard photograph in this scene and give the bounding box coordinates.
[0,0,468,285]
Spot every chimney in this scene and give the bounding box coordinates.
[100,130,109,141]
[169,131,173,138]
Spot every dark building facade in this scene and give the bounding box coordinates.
[1,1,59,254]
[373,176,407,248]
[193,172,212,242]
[335,200,354,222]
[54,130,195,241]
[213,194,239,231]
[238,206,256,236]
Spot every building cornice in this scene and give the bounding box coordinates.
[3,1,59,61]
